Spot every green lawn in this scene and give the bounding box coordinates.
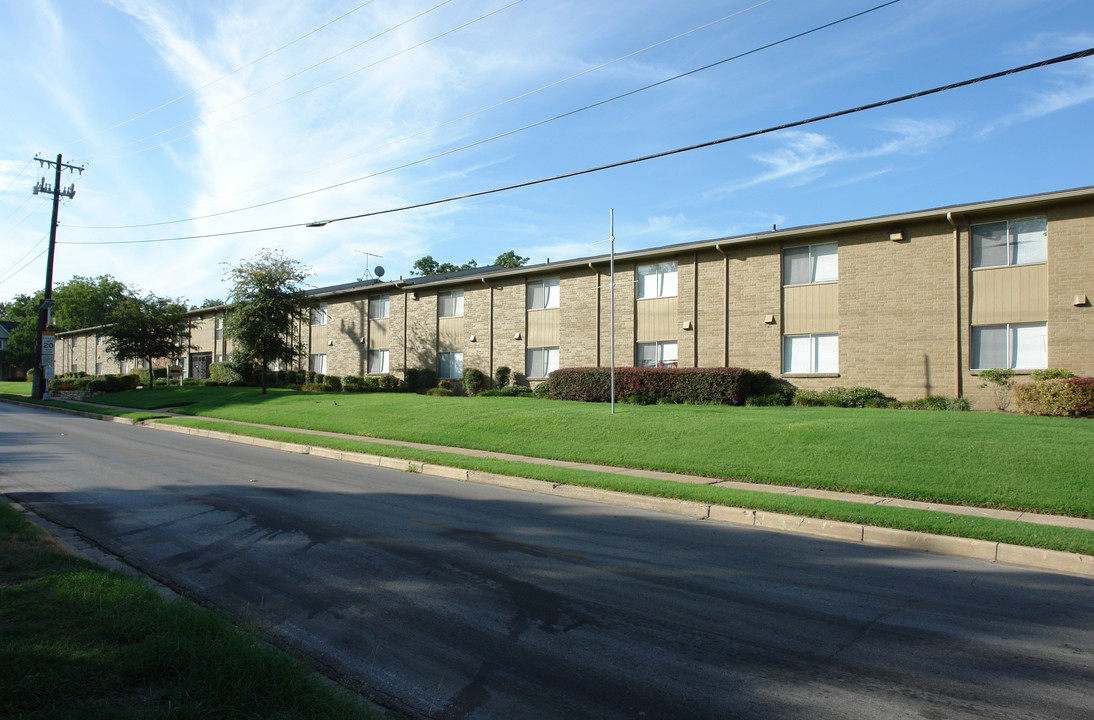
[93,386,1094,518]
[0,380,31,395]
[0,502,377,719]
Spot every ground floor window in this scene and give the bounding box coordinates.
[971,322,1047,370]
[70,363,77,373]
[783,333,838,374]
[368,349,390,374]
[120,361,129,373]
[526,346,559,378]
[95,362,102,375]
[309,353,327,374]
[439,351,463,379]
[636,340,678,368]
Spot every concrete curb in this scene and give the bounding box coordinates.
[146,421,1094,579]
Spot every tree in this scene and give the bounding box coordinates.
[493,250,529,268]
[53,275,133,332]
[223,249,313,394]
[190,298,226,310]
[103,294,192,389]
[410,255,479,276]
[1,292,43,376]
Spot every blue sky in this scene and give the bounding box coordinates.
[1,0,1092,306]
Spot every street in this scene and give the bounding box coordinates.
[2,401,1093,719]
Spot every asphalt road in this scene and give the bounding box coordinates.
[3,401,1094,719]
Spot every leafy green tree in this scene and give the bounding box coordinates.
[53,275,133,332]
[102,294,192,389]
[191,298,225,310]
[493,250,529,268]
[1,292,43,375]
[410,255,480,276]
[223,249,313,394]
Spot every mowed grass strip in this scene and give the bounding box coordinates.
[159,416,1094,556]
[103,386,1094,518]
[0,502,378,720]
[0,380,32,395]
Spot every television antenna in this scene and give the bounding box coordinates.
[354,250,384,280]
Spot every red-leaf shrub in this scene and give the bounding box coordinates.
[547,366,761,405]
[1014,377,1094,417]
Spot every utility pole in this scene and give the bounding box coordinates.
[31,154,84,401]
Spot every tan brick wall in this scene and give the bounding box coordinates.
[695,250,727,368]
[492,277,527,381]
[728,241,781,372]
[560,266,600,368]
[405,290,438,375]
[327,299,367,377]
[836,221,957,401]
[389,291,408,378]
[463,284,491,376]
[1045,198,1094,377]
[602,263,636,366]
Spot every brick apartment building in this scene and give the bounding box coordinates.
[55,185,1094,409]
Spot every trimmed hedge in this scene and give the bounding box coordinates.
[793,386,891,408]
[1015,377,1094,417]
[547,367,762,405]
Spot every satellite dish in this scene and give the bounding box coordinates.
[373,265,385,278]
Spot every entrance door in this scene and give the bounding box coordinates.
[190,352,212,380]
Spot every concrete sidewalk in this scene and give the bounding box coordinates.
[5,395,1094,578]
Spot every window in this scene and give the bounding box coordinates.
[527,277,560,310]
[70,337,77,349]
[783,333,839,374]
[368,294,390,319]
[783,243,838,285]
[636,261,678,299]
[96,335,104,346]
[214,316,224,341]
[311,303,328,326]
[70,363,77,373]
[635,341,678,368]
[438,290,464,318]
[526,346,559,377]
[971,217,1046,268]
[309,353,327,374]
[120,361,129,373]
[95,362,102,375]
[439,351,463,379]
[368,349,390,374]
[971,323,1047,370]
[215,354,225,363]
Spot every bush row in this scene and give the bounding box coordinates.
[49,372,139,393]
[547,367,768,405]
[1015,377,1094,417]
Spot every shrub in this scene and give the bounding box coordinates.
[494,366,511,389]
[202,378,221,387]
[378,374,402,391]
[1015,377,1094,417]
[323,375,342,392]
[87,379,107,392]
[484,387,534,397]
[210,362,243,386]
[405,367,438,392]
[343,375,365,392]
[745,392,792,407]
[425,387,454,396]
[153,377,169,386]
[622,394,650,405]
[532,381,550,398]
[439,379,452,391]
[462,367,487,396]
[978,368,1016,411]
[792,386,892,408]
[182,378,200,386]
[103,374,138,392]
[548,367,759,405]
[897,395,971,412]
[301,382,333,392]
[1030,368,1075,381]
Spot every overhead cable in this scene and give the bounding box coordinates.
[59,46,1094,246]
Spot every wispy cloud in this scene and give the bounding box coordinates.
[707,117,955,196]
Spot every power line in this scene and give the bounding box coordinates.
[63,1,379,152]
[66,0,892,231]
[58,46,1094,247]
[85,0,525,165]
[0,239,47,286]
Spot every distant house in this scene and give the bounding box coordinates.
[54,185,1094,409]
[0,319,22,380]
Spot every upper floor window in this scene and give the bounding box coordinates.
[637,261,677,299]
[214,316,224,341]
[527,277,560,310]
[95,335,104,346]
[971,217,1046,268]
[783,243,837,286]
[368,294,390,320]
[438,290,464,318]
[311,302,328,326]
